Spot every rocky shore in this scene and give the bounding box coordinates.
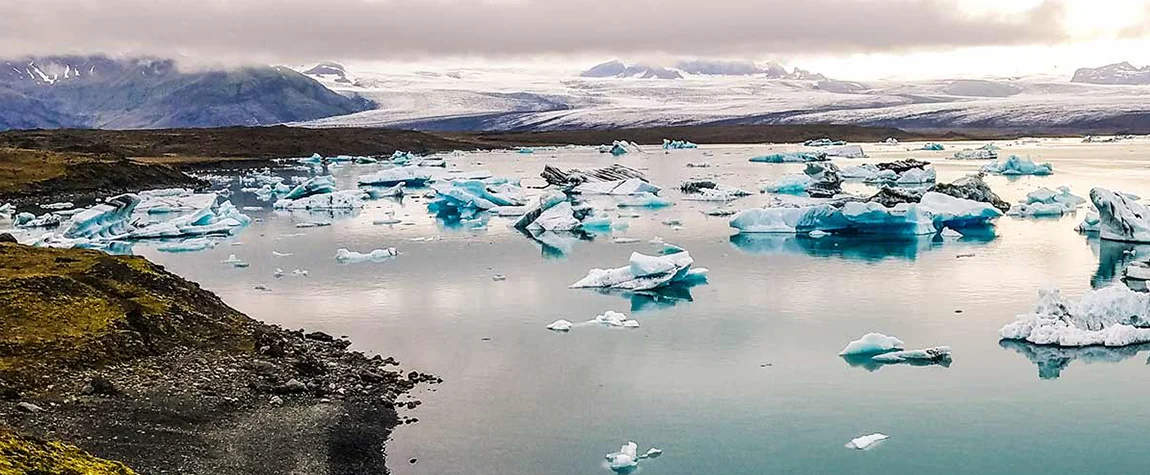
[0,244,437,474]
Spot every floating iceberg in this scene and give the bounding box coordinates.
[573,178,661,196]
[1076,211,1100,233]
[571,250,707,291]
[840,163,882,180]
[428,180,525,215]
[14,212,62,228]
[870,346,952,363]
[804,138,845,147]
[274,190,369,210]
[999,286,1150,347]
[846,434,889,450]
[334,248,398,263]
[388,150,418,165]
[920,143,945,151]
[662,139,698,150]
[1007,202,1069,217]
[1125,260,1150,281]
[617,193,673,208]
[357,167,432,187]
[952,148,998,160]
[364,183,405,199]
[824,144,867,158]
[593,310,640,328]
[546,319,573,331]
[605,441,662,472]
[1090,188,1150,242]
[981,155,1053,175]
[283,175,337,200]
[1020,186,1085,213]
[679,181,752,201]
[761,174,813,194]
[35,194,251,249]
[156,237,215,253]
[41,201,74,210]
[730,192,1001,235]
[839,333,905,355]
[749,152,828,163]
[601,140,641,156]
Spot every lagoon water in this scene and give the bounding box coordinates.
[135,139,1150,475]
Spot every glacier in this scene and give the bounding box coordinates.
[1090,187,1150,242]
[999,286,1150,347]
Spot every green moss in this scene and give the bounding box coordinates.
[0,429,136,475]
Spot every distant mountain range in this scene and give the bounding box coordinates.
[0,55,373,130]
[579,59,826,81]
[1072,62,1150,85]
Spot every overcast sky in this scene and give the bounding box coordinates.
[1,0,1147,79]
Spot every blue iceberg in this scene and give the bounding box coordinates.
[729,192,1002,235]
[427,180,526,216]
[749,152,828,163]
[662,139,698,150]
[283,175,337,200]
[981,155,1053,175]
[921,143,945,151]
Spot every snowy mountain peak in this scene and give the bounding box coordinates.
[579,59,825,80]
[1071,62,1150,85]
[0,56,176,86]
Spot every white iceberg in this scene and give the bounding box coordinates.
[606,442,639,471]
[546,319,573,332]
[573,178,661,196]
[894,167,936,185]
[981,156,1053,176]
[156,237,215,253]
[761,174,813,194]
[357,167,432,187]
[335,248,398,263]
[846,433,889,450]
[839,333,905,355]
[593,310,640,328]
[41,202,74,210]
[840,163,882,180]
[999,286,1150,347]
[1007,202,1069,217]
[823,144,867,158]
[1075,211,1100,233]
[952,148,998,160]
[570,250,707,291]
[1091,188,1150,242]
[274,190,369,210]
[617,193,673,208]
[282,175,337,200]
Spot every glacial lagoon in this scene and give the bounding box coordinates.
[91,139,1150,474]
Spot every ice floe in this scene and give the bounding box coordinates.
[846,433,889,450]
[546,319,573,331]
[335,248,399,263]
[981,156,1053,175]
[157,237,216,253]
[662,139,698,149]
[357,166,432,187]
[749,151,828,163]
[839,333,905,355]
[274,190,368,210]
[1090,188,1150,242]
[920,143,945,151]
[824,144,867,158]
[999,286,1150,347]
[573,178,661,196]
[570,249,707,291]
[761,174,813,194]
[679,180,752,201]
[604,441,662,472]
[952,148,998,160]
[870,346,952,363]
[1008,186,1086,216]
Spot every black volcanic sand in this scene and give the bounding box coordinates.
[0,244,438,475]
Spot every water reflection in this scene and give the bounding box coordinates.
[1089,238,1150,289]
[841,352,953,372]
[516,229,594,258]
[999,340,1150,379]
[593,284,697,313]
[729,230,995,262]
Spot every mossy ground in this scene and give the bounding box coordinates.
[0,429,135,475]
[0,148,205,207]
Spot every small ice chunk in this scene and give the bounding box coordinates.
[871,346,952,363]
[546,319,573,332]
[295,221,331,228]
[617,193,674,208]
[41,201,74,210]
[593,311,640,328]
[808,230,830,238]
[492,273,507,281]
[335,248,398,263]
[981,155,1053,176]
[839,333,905,356]
[272,251,293,257]
[613,237,640,244]
[605,442,639,471]
[846,433,889,450]
[641,448,663,459]
[221,254,243,264]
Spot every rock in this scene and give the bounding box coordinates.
[875,158,930,174]
[0,233,17,244]
[279,378,307,393]
[304,331,335,342]
[17,401,44,413]
[80,377,119,396]
[929,173,1010,212]
[360,370,386,383]
[409,458,418,464]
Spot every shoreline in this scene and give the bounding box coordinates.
[0,244,438,474]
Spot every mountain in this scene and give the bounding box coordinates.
[580,60,683,79]
[579,59,826,80]
[1071,62,1150,85]
[0,55,373,130]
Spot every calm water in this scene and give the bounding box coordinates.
[131,139,1150,475]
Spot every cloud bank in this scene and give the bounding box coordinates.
[1,0,1071,63]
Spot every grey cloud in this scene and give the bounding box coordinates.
[0,0,1068,63]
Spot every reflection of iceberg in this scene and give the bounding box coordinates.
[730,233,994,261]
[841,347,952,372]
[999,339,1150,380]
[588,283,698,312]
[1090,239,1150,288]
[515,228,593,258]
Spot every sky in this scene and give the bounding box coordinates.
[0,0,1147,80]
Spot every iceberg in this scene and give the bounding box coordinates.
[749,152,828,163]
[428,180,526,215]
[662,139,698,149]
[274,190,369,210]
[679,181,753,201]
[617,193,674,208]
[387,150,418,165]
[573,178,661,196]
[999,286,1150,347]
[357,167,432,187]
[34,194,251,249]
[846,434,889,450]
[600,140,641,156]
[335,248,398,263]
[41,201,74,210]
[571,250,707,291]
[803,138,845,147]
[894,167,936,185]
[156,237,215,253]
[605,441,662,472]
[283,175,337,200]
[546,320,573,331]
[840,163,882,180]
[15,212,62,228]
[1023,186,1085,210]
[1090,188,1150,242]
[952,148,998,160]
[761,174,813,194]
[364,183,405,199]
[824,144,867,158]
[731,192,1000,235]
[981,155,1053,175]
[1007,202,1069,217]
[839,333,905,355]
[1076,211,1100,233]
[920,143,945,151]
[1125,260,1150,281]
[870,346,951,363]
[593,310,640,328]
